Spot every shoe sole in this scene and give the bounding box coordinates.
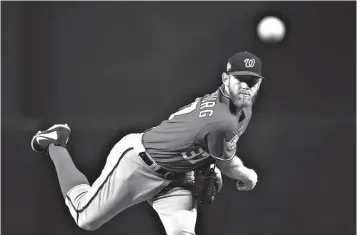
[31,124,71,152]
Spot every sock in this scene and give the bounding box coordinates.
[48,143,90,199]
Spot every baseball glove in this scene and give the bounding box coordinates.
[192,163,218,204]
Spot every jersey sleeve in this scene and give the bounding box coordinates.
[195,121,239,161]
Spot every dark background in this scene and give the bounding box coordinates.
[2,2,356,235]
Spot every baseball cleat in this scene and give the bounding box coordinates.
[31,124,71,154]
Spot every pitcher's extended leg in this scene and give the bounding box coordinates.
[32,126,168,231]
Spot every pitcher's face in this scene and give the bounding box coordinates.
[226,74,262,108]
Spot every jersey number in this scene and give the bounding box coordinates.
[168,99,199,120]
[181,148,210,164]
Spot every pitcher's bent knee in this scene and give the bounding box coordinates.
[65,184,103,231]
[77,219,101,231]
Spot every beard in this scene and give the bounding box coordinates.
[231,92,253,108]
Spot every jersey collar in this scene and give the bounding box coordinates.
[218,84,248,122]
[218,84,231,105]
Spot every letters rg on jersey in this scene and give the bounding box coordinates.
[168,91,219,121]
[179,91,220,164]
[199,91,218,118]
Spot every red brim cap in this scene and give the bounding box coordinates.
[229,70,265,79]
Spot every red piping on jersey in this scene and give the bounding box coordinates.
[66,147,135,224]
[219,85,231,99]
[192,120,236,160]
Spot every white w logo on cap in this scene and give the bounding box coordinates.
[244,59,255,68]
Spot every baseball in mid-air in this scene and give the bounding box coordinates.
[257,16,286,43]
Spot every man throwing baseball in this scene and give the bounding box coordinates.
[31,51,264,235]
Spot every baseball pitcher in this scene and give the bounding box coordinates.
[31,51,264,235]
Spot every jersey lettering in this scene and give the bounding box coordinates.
[199,109,214,118]
[168,99,199,120]
[199,101,216,118]
[181,148,210,164]
[198,91,219,118]
[200,101,215,109]
[202,91,218,103]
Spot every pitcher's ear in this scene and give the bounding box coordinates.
[222,72,229,85]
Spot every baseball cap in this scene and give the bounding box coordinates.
[226,51,265,79]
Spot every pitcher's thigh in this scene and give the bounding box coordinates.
[149,187,197,235]
[65,138,166,231]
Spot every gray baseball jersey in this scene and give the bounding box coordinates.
[142,84,252,172]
